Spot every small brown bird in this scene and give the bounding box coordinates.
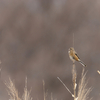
[68,47,86,67]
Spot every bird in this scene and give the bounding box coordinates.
[68,47,86,67]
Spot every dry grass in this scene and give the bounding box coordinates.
[5,65,92,100]
[5,78,54,100]
[77,69,92,100]
[58,63,92,100]
[43,80,47,100]
[72,62,77,100]
[5,77,32,100]
[4,62,92,100]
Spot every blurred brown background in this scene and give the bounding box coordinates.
[0,0,100,100]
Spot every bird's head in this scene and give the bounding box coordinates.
[69,47,74,51]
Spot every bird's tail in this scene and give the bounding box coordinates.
[79,60,86,67]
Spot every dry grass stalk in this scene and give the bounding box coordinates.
[77,69,92,100]
[43,80,46,100]
[72,62,77,100]
[58,63,92,100]
[5,78,21,100]
[43,80,55,100]
[57,77,74,97]
[5,77,32,100]
[97,70,100,74]
[22,77,32,100]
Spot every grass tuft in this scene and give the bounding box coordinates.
[57,62,92,100]
[5,77,32,100]
[77,69,92,100]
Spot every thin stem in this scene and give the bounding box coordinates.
[57,77,74,97]
[73,33,74,48]
[43,80,46,100]
[72,61,77,100]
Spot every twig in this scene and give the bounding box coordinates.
[57,77,74,98]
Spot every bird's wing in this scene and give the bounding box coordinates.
[74,53,80,61]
